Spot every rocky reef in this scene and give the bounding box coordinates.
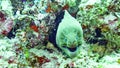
[0,0,120,68]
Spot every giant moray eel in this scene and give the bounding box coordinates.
[49,10,84,58]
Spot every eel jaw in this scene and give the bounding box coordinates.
[61,45,80,58]
[63,45,78,52]
[67,47,77,52]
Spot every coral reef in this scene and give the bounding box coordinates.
[0,0,120,68]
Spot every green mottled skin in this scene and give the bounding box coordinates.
[56,10,84,58]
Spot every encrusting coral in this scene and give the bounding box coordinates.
[0,0,120,68]
[0,10,13,36]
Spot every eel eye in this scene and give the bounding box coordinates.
[76,36,79,40]
[64,38,67,42]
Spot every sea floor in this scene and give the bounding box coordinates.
[0,37,120,68]
[0,0,120,68]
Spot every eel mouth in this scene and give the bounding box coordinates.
[67,47,77,52]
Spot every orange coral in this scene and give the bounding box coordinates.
[37,56,50,65]
[62,4,69,10]
[30,25,39,32]
[46,4,53,13]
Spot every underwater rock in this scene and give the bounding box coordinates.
[0,11,6,22]
[49,10,84,58]
[0,11,13,37]
[37,56,50,65]
[87,27,108,46]
[7,28,16,39]
[8,56,16,64]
